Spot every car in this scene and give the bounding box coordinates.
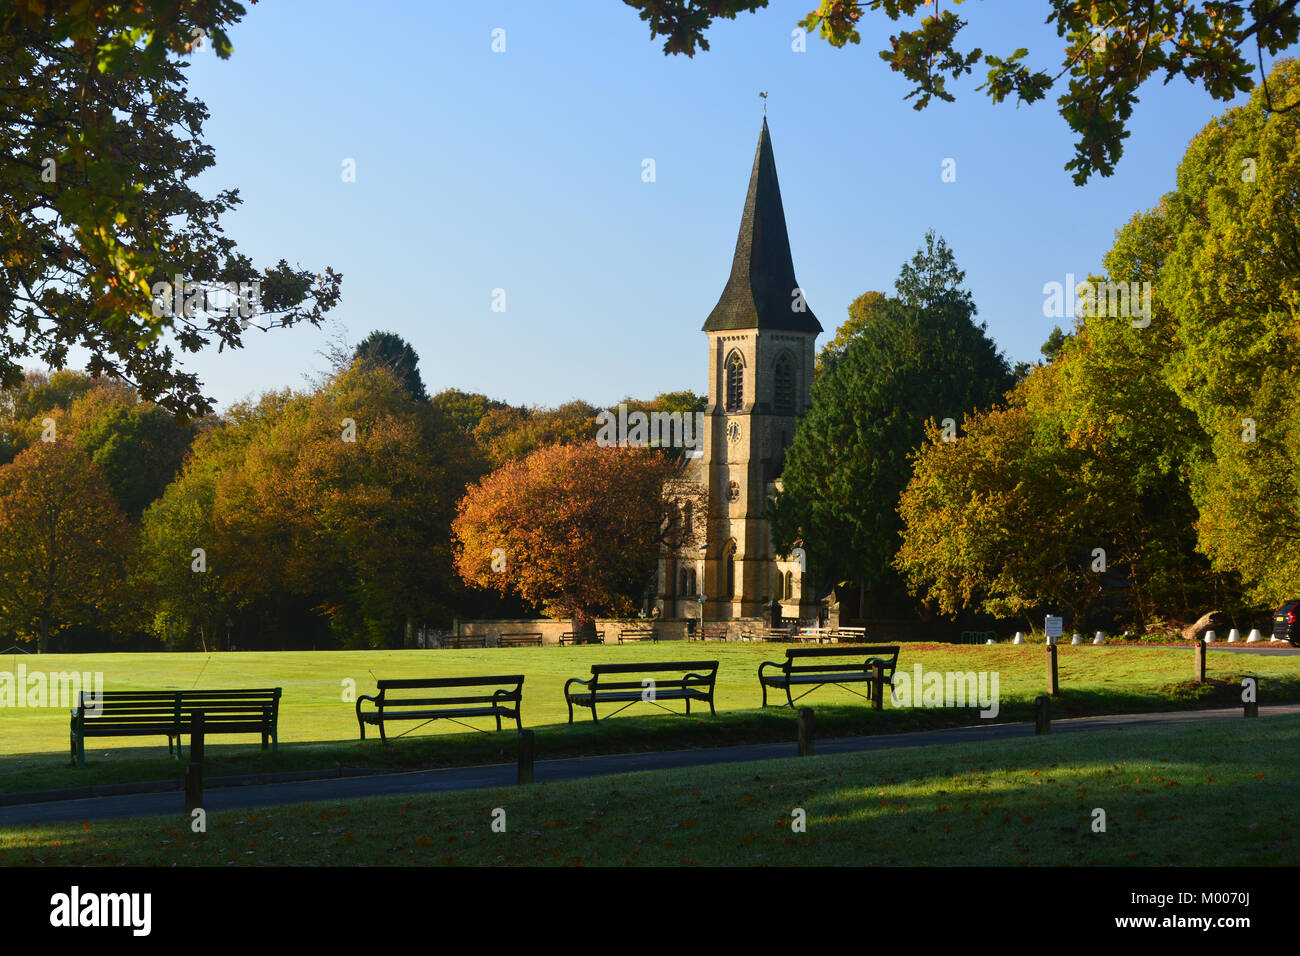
[1273,600,1300,647]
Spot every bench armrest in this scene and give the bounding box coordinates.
[757,661,783,678]
[355,693,380,721]
[563,676,591,698]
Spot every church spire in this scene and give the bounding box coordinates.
[702,118,821,334]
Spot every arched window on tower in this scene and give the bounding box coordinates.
[725,352,745,412]
[784,571,793,600]
[679,569,689,597]
[688,569,697,596]
[774,352,795,413]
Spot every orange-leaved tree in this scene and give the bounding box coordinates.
[0,441,134,651]
[452,442,678,640]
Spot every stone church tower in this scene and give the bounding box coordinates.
[655,118,822,625]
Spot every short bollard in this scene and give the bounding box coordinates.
[184,711,205,814]
[1034,695,1051,735]
[1244,678,1259,718]
[871,661,884,711]
[1195,639,1207,683]
[797,708,814,757]
[517,729,535,785]
[1046,644,1059,696]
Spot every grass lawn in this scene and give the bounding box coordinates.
[4,713,1298,866]
[4,643,1298,794]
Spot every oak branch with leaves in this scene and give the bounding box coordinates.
[1,1,341,420]
[624,0,1300,183]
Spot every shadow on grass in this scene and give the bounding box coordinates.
[5,673,1297,798]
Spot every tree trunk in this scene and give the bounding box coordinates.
[573,614,598,645]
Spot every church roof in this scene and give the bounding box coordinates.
[702,118,822,334]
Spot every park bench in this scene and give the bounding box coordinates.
[70,688,281,767]
[356,675,524,743]
[793,628,836,644]
[564,660,719,723]
[758,645,900,708]
[440,634,487,649]
[958,630,995,645]
[498,632,543,648]
[559,629,605,646]
[832,626,867,642]
[691,623,729,642]
[618,625,656,644]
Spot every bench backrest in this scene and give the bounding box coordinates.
[374,675,523,708]
[76,689,281,727]
[783,646,900,674]
[588,660,718,691]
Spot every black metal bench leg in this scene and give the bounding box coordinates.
[567,699,574,724]
[785,685,795,708]
[379,720,388,745]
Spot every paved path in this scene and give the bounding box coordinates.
[4,703,1297,828]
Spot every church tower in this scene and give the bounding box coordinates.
[656,118,821,625]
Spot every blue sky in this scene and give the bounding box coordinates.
[166,0,1267,411]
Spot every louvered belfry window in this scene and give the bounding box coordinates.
[774,353,795,413]
[725,352,744,412]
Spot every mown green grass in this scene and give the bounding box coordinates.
[3,643,1297,794]
[5,714,1297,866]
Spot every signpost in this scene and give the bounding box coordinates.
[1044,616,1063,696]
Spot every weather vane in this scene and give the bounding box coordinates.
[759,91,767,116]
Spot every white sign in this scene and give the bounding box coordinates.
[1044,616,1064,639]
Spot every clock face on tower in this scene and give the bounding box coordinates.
[725,420,742,444]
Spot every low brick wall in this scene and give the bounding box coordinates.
[452,618,688,647]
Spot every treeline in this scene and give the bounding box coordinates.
[776,59,1300,635]
[0,337,701,652]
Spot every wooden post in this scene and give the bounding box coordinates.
[1034,695,1051,735]
[184,710,204,814]
[871,661,884,711]
[1195,639,1206,683]
[517,729,535,784]
[797,708,814,756]
[1046,644,1059,696]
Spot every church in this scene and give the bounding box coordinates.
[653,118,823,627]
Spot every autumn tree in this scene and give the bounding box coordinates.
[625,1,1300,183]
[0,441,133,651]
[1160,57,1300,605]
[138,366,485,648]
[452,443,678,640]
[1,2,341,418]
